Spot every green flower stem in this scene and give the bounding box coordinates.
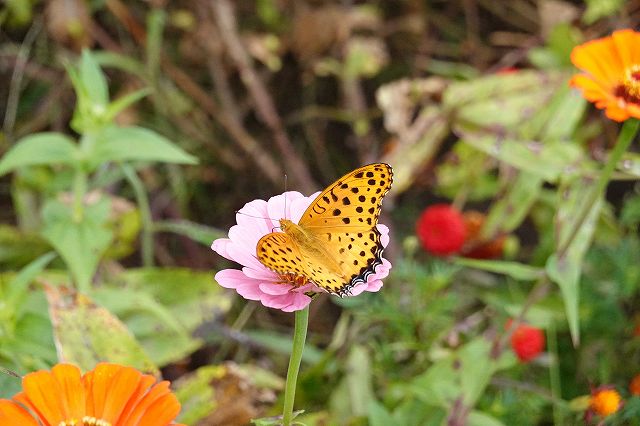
[558,118,639,255]
[282,305,309,426]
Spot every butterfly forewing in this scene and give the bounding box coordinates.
[298,163,393,231]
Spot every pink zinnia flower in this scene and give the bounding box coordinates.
[212,191,391,312]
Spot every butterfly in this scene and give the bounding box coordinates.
[256,163,393,297]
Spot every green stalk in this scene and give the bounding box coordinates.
[72,167,88,223]
[547,321,563,426]
[558,118,639,254]
[121,164,154,267]
[282,305,309,426]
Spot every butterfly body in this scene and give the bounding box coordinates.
[257,163,393,296]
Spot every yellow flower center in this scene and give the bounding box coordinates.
[58,417,112,426]
[622,64,640,100]
[590,389,621,417]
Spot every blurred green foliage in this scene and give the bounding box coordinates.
[1,1,640,425]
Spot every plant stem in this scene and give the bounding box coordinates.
[558,118,639,255]
[72,167,88,223]
[121,164,154,267]
[282,305,309,426]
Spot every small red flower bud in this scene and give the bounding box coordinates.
[461,210,505,259]
[630,374,640,396]
[416,204,466,256]
[510,323,545,362]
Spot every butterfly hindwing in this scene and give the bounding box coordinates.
[256,233,307,277]
[302,228,385,296]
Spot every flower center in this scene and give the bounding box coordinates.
[58,417,112,426]
[621,64,640,101]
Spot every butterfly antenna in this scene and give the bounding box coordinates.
[284,173,288,219]
[235,210,274,221]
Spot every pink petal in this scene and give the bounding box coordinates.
[228,224,262,254]
[289,191,320,222]
[214,269,253,289]
[243,266,277,280]
[259,282,294,295]
[377,224,390,247]
[226,243,264,270]
[364,279,383,292]
[211,238,232,259]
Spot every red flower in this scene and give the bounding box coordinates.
[416,204,466,256]
[510,323,545,362]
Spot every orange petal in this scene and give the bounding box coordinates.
[0,400,38,426]
[570,74,612,102]
[117,374,157,423]
[20,369,67,424]
[626,103,640,119]
[99,365,143,423]
[604,102,630,122]
[136,392,182,426]
[51,364,85,420]
[612,29,640,71]
[571,35,623,88]
[84,363,120,418]
[125,381,181,426]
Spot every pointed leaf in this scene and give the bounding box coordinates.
[546,177,603,345]
[455,258,544,281]
[41,197,113,291]
[0,133,79,176]
[79,49,109,106]
[459,134,582,182]
[87,126,198,169]
[44,283,157,374]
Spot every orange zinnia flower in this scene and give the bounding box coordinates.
[590,387,622,417]
[0,363,184,426]
[570,29,640,122]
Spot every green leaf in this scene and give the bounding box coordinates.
[0,225,51,270]
[94,268,233,365]
[174,365,221,425]
[104,88,152,123]
[468,411,507,426]
[41,197,113,292]
[346,345,375,416]
[93,51,148,79]
[0,133,80,176]
[87,126,198,169]
[546,177,603,345]
[583,0,625,24]
[79,49,109,107]
[459,134,582,182]
[482,172,543,237]
[153,220,225,246]
[445,71,567,129]
[409,338,514,409]
[6,252,56,309]
[455,258,544,281]
[44,284,157,374]
[522,84,586,142]
[368,401,399,426]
